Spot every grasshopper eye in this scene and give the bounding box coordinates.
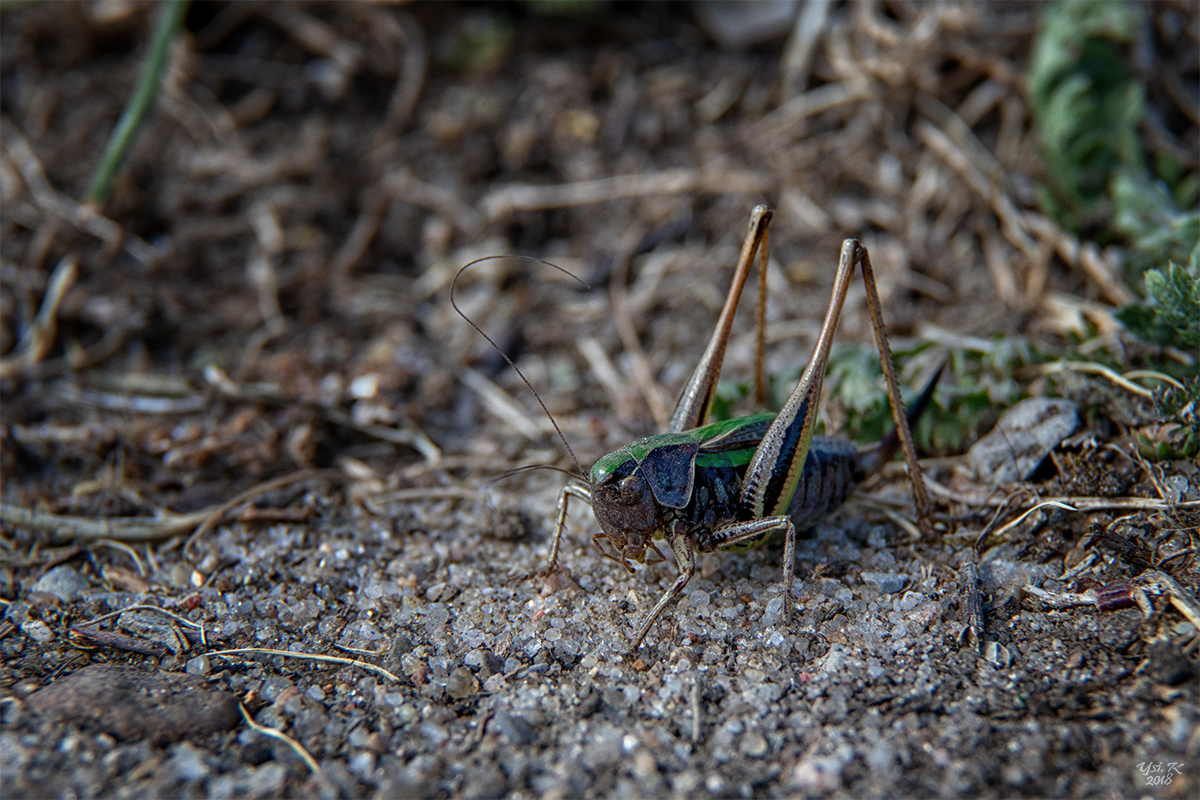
[618,475,645,505]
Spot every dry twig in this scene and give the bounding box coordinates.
[0,255,77,379]
[479,169,772,220]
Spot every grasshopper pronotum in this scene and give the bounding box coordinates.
[455,205,936,652]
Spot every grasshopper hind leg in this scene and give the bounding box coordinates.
[856,248,932,529]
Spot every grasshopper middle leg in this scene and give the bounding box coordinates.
[630,514,797,652]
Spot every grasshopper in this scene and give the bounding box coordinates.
[455,205,935,652]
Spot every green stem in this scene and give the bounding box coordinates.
[85,0,190,206]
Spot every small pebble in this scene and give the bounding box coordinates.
[866,740,895,771]
[20,620,54,645]
[169,741,211,782]
[349,750,376,780]
[420,722,448,746]
[983,641,1012,669]
[32,566,90,601]
[490,709,533,746]
[967,398,1078,483]
[185,656,211,676]
[633,749,659,781]
[861,572,907,594]
[26,665,239,744]
[446,667,479,699]
[246,762,286,796]
[792,756,844,792]
[741,732,768,758]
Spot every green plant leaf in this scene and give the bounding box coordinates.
[1028,0,1142,232]
[1115,251,1200,351]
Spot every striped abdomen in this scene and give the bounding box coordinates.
[681,434,864,552]
[786,435,862,532]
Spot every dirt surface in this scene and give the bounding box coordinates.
[2,2,1198,799]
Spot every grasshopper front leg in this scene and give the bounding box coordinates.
[545,481,592,574]
[548,481,665,578]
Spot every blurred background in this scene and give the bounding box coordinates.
[2,1,1196,492]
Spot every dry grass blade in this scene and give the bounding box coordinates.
[53,382,208,414]
[79,603,208,633]
[916,119,1038,264]
[374,9,426,142]
[366,487,481,504]
[69,626,172,657]
[1039,361,1167,399]
[239,703,323,776]
[977,497,1200,551]
[980,499,1080,547]
[91,538,147,576]
[479,169,772,219]
[755,80,873,145]
[321,409,442,465]
[4,124,160,265]
[779,0,833,98]
[209,647,403,686]
[181,469,343,557]
[1022,584,1102,610]
[609,234,670,430]
[384,169,482,235]
[1141,570,1200,631]
[330,189,388,279]
[0,504,211,542]
[1022,215,1134,306]
[577,336,632,421]
[459,367,550,440]
[199,366,442,463]
[0,255,77,379]
[0,470,340,546]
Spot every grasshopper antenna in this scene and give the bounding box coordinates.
[450,255,590,479]
[492,464,578,483]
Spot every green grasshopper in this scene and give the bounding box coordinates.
[455,205,935,652]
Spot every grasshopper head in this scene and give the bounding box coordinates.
[590,460,660,571]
